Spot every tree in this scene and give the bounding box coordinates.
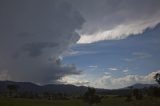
[83,87,101,106]
[154,73,160,85]
[147,86,160,97]
[7,84,19,97]
[132,89,143,100]
[125,86,133,102]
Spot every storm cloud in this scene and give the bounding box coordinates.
[68,0,160,43]
[0,0,84,83]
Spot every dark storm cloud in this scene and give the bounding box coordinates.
[0,0,84,83]
[17,42,58,58]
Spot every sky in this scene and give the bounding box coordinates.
[0,0,160,89]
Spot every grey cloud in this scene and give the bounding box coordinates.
[0,0,84,83]
[67,0,160,43]
[19,42,58,58]
[70,0,160,30]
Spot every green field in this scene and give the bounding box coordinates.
[0,97,160,106]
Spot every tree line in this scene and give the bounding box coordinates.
[0,73,160,106]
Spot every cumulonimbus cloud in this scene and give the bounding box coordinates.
[0,0,84,83]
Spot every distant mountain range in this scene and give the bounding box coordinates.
[0,81,158,95]
[126,83,158,89]
[0,81,88,95]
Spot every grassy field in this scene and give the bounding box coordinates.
[0,97,160,106]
